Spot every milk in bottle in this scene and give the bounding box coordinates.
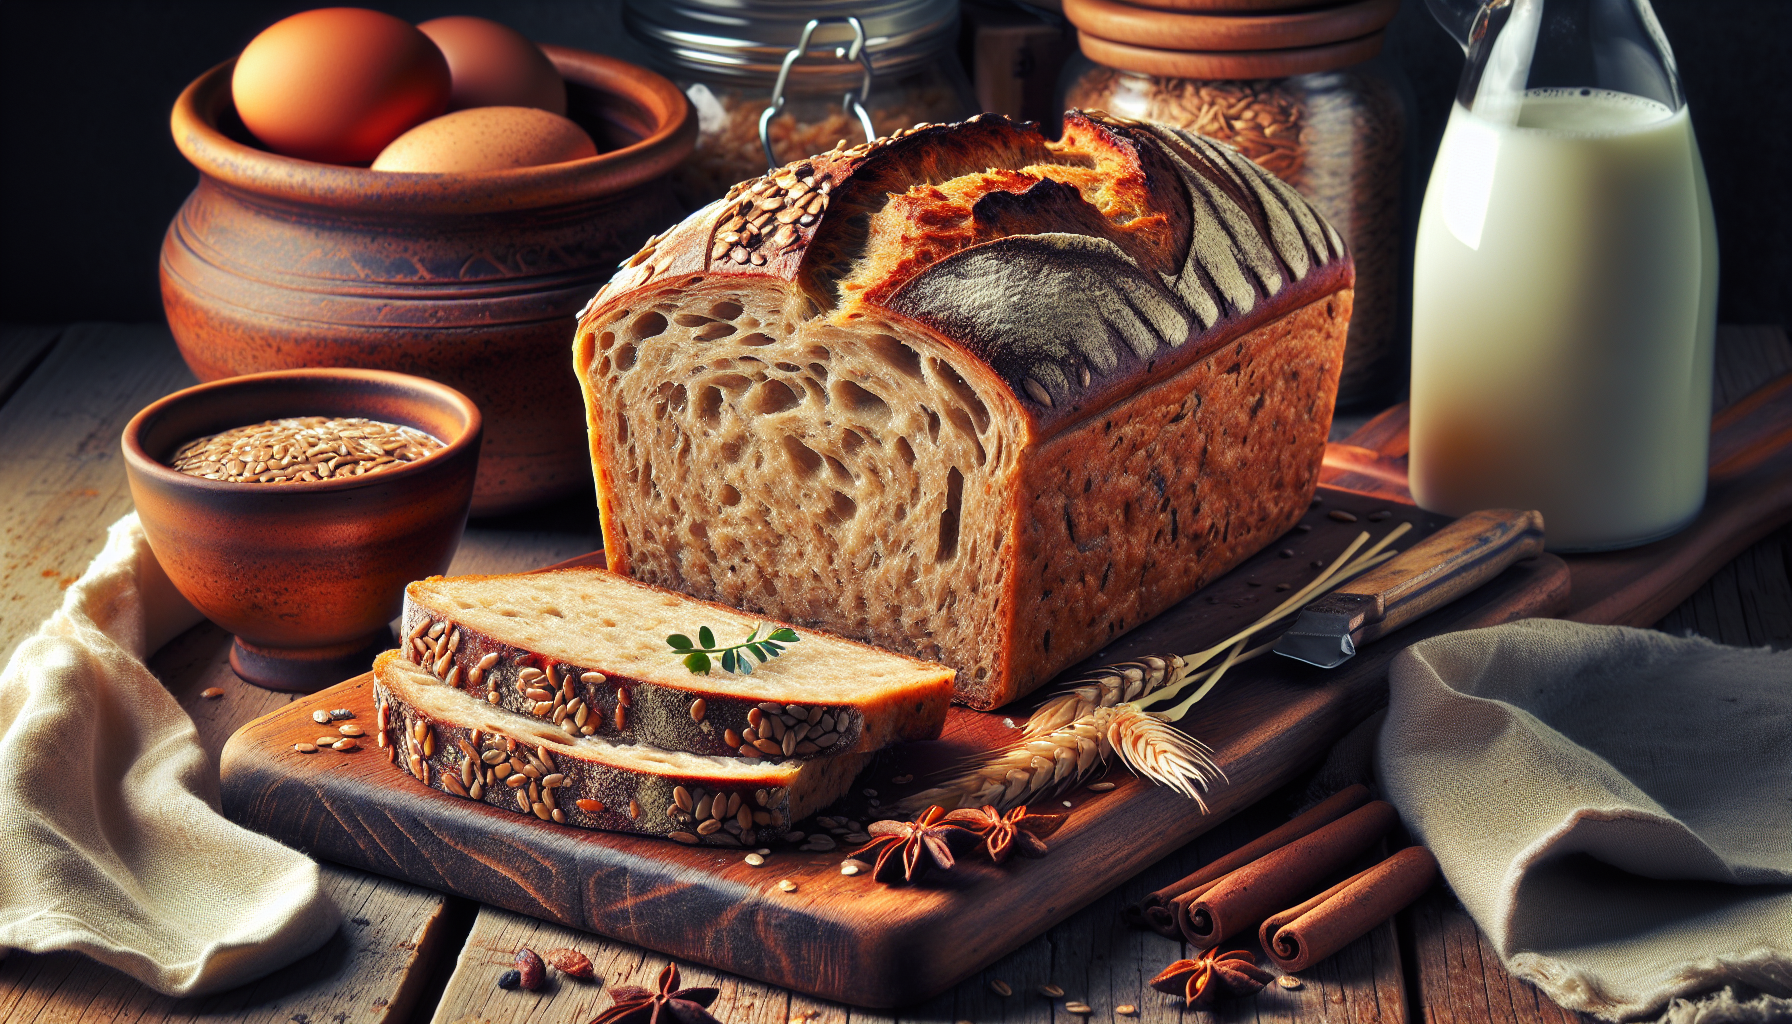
[1408,0,1717,551]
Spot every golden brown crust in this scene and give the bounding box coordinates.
[581,111,1351,441]
[988,290,1352,708]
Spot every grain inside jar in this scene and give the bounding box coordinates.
[1059,0,1409,408]
[167,416,444,484]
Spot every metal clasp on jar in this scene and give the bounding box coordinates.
[759,16,876,171]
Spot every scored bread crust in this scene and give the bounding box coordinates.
[575,111,1354,709]
[399,567,953,760]
[373,650,869,846]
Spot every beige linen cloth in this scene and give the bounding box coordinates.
[1379,618,1792,1023]
[0,513,341,996]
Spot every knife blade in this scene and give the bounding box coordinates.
[1273,508,1547,668]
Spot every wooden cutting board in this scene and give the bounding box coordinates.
[221,487,1567,1008]
[220,366,1792,1008]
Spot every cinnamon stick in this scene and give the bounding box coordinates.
[1259,846,1439,972]
[1179,800,1398,948]
[1129,785,1371,937]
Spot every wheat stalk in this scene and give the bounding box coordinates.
[1103,707,1226,811]
[903,712,1112,812]
[1023,654,1188,738]
[897,523,1413,816]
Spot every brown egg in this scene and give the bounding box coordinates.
[233,8,451,164]
[370,106,597,173]
[418,16,566,115]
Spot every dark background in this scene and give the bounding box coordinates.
[1,0,1785,331]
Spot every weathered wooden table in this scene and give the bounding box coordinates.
[2,322,1787,1024]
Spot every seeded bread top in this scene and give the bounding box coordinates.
[580,111,1353,439]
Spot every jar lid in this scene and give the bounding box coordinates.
[1067,0,1396,77]
[1067,0,1397,50]
[623,0,958,86]
[1076,28,1384,78]
[1093,0,1326,10]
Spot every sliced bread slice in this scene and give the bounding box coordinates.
[400,567,954,762]
[373,650,868,846]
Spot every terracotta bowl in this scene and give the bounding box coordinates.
[160,47,694,517]
[123,369,481,691]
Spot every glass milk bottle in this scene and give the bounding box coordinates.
[1408,0,1718,551]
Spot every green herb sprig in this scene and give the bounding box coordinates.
[666,624,800,675]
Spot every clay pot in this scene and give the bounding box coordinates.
[122,369,481,691]
[161,47,694,516]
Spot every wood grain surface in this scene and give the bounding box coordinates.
[217,481,1569,1008]
[428,803,1409,1024]
[0,325,518,1024]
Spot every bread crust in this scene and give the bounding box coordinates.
[579,111,1352,441]
[374,650,868,846]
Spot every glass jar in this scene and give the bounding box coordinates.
[625,0,976,209]
[1061,51,1410,409]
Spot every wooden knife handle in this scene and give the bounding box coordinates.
[1340,509,1547,645]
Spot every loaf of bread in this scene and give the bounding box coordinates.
[373,650,869,846]
[400,567,954,759]
[574,111,1354,710]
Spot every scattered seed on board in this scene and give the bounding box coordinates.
[1368,509,1392,521]
[839,860,865,876]
[496,969,521,990]
[989,979,1014,997]
[332,738,359,751]
[777,879,798,892]
[544,947,595,978]
[1062,800,1073,808]
[745,853,766,866]
[338,724,364,737]
[317,735,339,746]
[1087,782,1116,792]
[1328,509,1359,523]
[514,947,545,990]
[330,708,354,720]
[1278,975,1303,989]
[1116,1004,1139,1015]
[1038,984,1066,998]
[294,742,318,753]
[1065,1002,1093,1015]
[312,710,332,724]
[199,687,224,699]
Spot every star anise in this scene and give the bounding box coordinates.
[941,804,1068,864]
[1149,948,1273,1008]
[589,964,722,1024]
[851,806,960,883]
